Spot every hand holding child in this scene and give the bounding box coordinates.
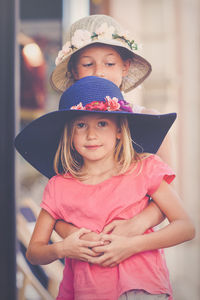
[102,218,146,237]
[61,228,104,262]
[89,233,141,267]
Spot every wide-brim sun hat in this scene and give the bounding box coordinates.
[50,14,152,93]
[15,76,176,179]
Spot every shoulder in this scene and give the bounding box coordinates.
[140,153,169,167]
[140,107,160,115]
[127,154,156,175]
[140,154,175,180]
[47,173,71,187]
[137,154,171,173]
[131,104,160,115]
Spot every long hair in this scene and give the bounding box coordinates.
[54,115,141,179]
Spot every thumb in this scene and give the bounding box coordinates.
[100,234,113,243]
[102,222,116,234]
[76,228,91,238]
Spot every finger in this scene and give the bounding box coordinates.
[89,254,108,265]
[94,255,116,267]
[81,239,104,248]
[85,248,103,257]
[102,223,116,234]
[100,234,114,242]
[110,263,118,267]
[91,245,109,253]
[100,257,119,267]
[76,228,91,238]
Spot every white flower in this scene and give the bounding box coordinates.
[62,41,71,54]
[118,30,130,40]
[55,42,72,65]
[55,50,65,65]
[71,29,91,48]
[96,23,115,40]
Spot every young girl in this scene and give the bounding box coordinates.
[50,13,173,254]
[15,76,195,300]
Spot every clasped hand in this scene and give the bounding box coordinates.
[62,219,140,267]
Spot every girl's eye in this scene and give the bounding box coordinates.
[82,63,93,67]
[76,122,86,129]
[106,62,115,66]
[98,121,107,127]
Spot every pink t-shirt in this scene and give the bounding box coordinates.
[41,154,175,300]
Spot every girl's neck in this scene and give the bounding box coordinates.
[80,160,120,185]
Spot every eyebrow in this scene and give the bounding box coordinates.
[80,53,116,59]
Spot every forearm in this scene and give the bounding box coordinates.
[27,228,105,265]
[131,219,195,254]
[128,201,165,235]
[26,241,63,265]
[102,201,165,237]
[55,220,79,238]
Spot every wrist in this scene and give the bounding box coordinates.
[129,234,146,254]
[55,241,65,260]
[129,215,149,235]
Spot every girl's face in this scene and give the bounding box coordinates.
[72,113,121,164]
[72,44,130,88]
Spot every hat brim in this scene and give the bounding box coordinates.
[15,109,176,178]
[50,40,152,94]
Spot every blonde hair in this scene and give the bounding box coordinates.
[54,115,141,179]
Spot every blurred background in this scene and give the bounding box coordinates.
[0,0,199,299]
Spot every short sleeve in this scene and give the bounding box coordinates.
[145,155,175,195]
[40,176,60,220]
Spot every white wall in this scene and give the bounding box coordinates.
[110,0,200,299]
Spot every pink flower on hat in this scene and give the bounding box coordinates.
[85,101,108,111]
[105,96,120,111]
[71,29,91,48]
[70,97,133,112]
[70,102,85,110]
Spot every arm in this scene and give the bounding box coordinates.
[90,180,195,267]
[26,209,104,265]
[54,220,79,238]
[55,219,103,243]
[102,200,165,237]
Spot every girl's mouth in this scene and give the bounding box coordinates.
[85,145,102,150]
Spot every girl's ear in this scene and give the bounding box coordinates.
[122,59,131,77]
[116,128,121,140]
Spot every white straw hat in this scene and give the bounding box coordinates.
[50,14,152,93]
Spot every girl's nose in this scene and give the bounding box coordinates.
[94,65,105,78]
[87,126,97,139]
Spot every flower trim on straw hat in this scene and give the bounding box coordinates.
[50,15,152,94]
[55,23,138,66]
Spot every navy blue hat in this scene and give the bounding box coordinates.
[15,76,176,178]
